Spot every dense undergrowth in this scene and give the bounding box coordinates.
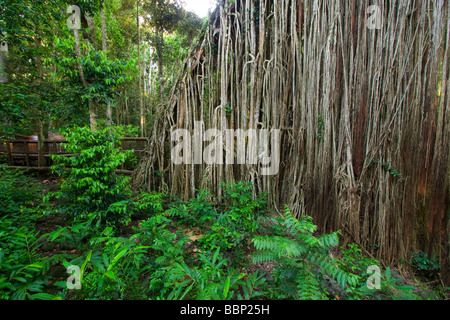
[0,127,447,300]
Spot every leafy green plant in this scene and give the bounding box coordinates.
[252,207,359,300]
[137,214,188,266]
[49,126,133,230]
[0,216,58,300]
[316,114,325,139]
[338,243,379,283]
[168,189,217,228]
[162,248,246,300]
[370,160,403,179]
[0,165,42,217]
[198,216,244,251]
[197,182,266,252]
[411,251,441,279]
[237,271,267,300]
[69,236,152,300]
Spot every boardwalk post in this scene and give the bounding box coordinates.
[52,141,58,167]
[24,141,30,167]
[121,139,125,170]
[6,139,12,166]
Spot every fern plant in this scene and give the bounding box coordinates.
[252,207,359,300]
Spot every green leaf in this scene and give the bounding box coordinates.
[385,267,391,281]
[108,249,128,271]
[53,281,68,289]
[223,276,231,299]
[30,293,58,300]
[104,270,116,280]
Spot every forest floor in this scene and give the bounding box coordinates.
[6,170,449,301]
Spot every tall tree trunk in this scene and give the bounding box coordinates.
[101,8,107,53]
[137,0,144,137]
[34,28,46,167]
[156,30,165,103]
[73,28,97,131]
[125,94,130,125]
[101,7,113,127]
[0,37,7,83]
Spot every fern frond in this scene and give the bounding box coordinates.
[252,251,279,264]
[308,253,359,288]
[316,232,340,248]
[252,236,306,259]
[296,268,324,300]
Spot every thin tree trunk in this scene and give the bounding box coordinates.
[101,7,113,127]
[101,8,107,53]
[156,31,165,103]
[73,28,97,131]
[137,1,144,137]
[34,28,46,167]
[0,38,7,83]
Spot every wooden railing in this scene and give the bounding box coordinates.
[0,138,149,168]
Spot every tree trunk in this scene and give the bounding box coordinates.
[100,8,107,53]
[0,38,8,83]
[156,31,165,103]
[101,7,113,127]
[34,28,46,167]
[137,0,144,137]
[73,28,97,131]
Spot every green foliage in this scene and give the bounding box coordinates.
[316,114,325,140]
[163,248,246,300]
[197,182,266,254]
[50,39,134,106]
[132,192,165,216]
[252,207,359,300]
[0,215,60,300]
[411,251,441,278]
[0,166,60,300]
[49,126,133,230]
[370,160,403,179]
[338,243,379,283]
[0,165,42,217]
[168,189,217,228]
[111,124,140,138]
[70,235,153,300]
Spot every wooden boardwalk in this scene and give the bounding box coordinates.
[0,137,148,169]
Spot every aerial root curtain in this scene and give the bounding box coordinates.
[133,0,450,277]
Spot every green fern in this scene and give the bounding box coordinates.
[296,267,324,300]
[252,206,359,299]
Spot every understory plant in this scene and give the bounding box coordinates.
[0,165,42,217]
[252,207,359,300]
[197,182,267,254]
[49,126,133,230]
